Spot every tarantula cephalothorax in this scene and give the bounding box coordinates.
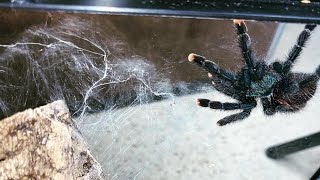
[188,20,320,126]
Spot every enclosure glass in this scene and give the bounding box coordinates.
[0,10,319,179]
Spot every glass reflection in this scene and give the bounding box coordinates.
[0,10,319,180]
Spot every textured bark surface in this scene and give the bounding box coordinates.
[0,100,105,179]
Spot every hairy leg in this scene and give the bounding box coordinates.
[195,98,255,126]
[196,98,256,111]
[261,97,276,115]
[316,65,320,77]
[188,53,246,100]
[217,109,252,126]
[233,20,257,79]
[188,53,236,82]
[208,73,243,100]
[273,24,317,74]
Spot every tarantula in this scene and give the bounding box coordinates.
[188,20,320,126]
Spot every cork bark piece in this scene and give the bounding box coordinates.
[0,100,105,179]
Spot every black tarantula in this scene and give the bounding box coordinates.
[188,20,320,126]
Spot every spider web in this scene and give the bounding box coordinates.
[1,13,320,180]
[0,15,213,179]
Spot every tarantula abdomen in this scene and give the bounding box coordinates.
[272,73,319,112]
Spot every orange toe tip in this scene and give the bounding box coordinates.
[188,53,195,62]
[301,0,311,4]
[195,99,200,105]
[233,19,243,25]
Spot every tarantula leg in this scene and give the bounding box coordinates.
[207,72,244,100]
[280,24,317,74]
[316,66,320,77]
[233,20,257,78]
[261,97,276,115]
[188,53,236,82]
[217,109,252,126]
[196,99,256,110]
